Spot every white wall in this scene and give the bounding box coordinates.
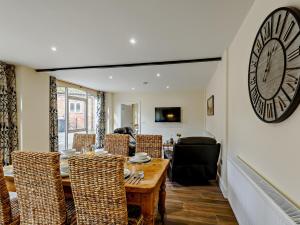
[206,50,228,196]
[16,66,50,152]
[208,0,300,207]
[113,90,206,141]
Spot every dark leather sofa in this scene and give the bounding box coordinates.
[168,137,220,185]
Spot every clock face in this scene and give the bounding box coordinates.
[249,7,300,123]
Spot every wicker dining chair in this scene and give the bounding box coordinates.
[0,164,19,225]
[136,135,163,158]
[72,134,96,151]
[68,154,143,225]
[11,152,76,225]
[104,134,130,156]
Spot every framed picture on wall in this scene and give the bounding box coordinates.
[207,95,214,116]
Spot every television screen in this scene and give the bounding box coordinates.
[155,107,181,122]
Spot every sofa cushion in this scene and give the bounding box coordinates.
[177,137,216,145]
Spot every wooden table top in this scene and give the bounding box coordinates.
[61,158,169,193]
[5,158,170,194]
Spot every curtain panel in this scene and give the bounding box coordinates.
[96,91,105,148]
[0,62,18,164]
[49,76,58,152]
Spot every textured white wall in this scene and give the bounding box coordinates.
[226,0,300,206]
[112,90,206,141]
[206,50,228,196]
[16,66,50,152]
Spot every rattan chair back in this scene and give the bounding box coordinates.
[72,134,95,151]
[136,135,162,158]
[68,154,128,225]
[104,134,129,156]
[0,164,18,225]
[12,152,68,225]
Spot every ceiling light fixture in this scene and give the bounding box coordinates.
[131,87,135,90]
[156,73,160,77]
[129,38,136,45]
[109,75,113,79]
[166,85,170,89]
[51,46,57,52]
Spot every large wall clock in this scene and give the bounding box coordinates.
[248,7,300,123]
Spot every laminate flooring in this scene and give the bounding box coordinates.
[158,181,238,225]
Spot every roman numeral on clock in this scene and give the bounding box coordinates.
[263,21,272,41]
[285,74,299,91]
[256,98,265,115]
[275,14,282,34]
[266,102,275,119]
[283,21,295,41]
[251,60,258,68]
[250,75,256,86]
[287,46,300,61]
[277,95,287,111]
[251,86,260,105]
[256,40,262,54]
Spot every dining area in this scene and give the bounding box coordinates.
[2,133,169,225]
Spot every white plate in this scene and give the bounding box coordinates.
[61,149,76,156]
[124,168,131,178]
[3,166,13,177]
[129,156,151,163]
[60,171,69,177]
[95,149,108,155]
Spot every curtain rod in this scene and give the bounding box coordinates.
[35,57,222,72]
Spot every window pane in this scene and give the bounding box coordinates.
[68,99,86,130]
[57,87,66,151]
[76,103,81,112]
[68,131,87,150]
[68,88,86,98]
[70,103,75,112]
[88,95,97,134]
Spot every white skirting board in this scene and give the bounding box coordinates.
[228,156,300,225]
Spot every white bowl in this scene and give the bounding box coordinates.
[61,149,76,157]
[135,152,148,159]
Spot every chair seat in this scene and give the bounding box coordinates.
[66,198,76,225]
[9,192,20,224]
[128,205,143,225]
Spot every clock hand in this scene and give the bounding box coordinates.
[264,43,278,82]
[263,50,271,82]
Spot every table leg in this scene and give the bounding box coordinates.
[158,174,167,223]
[141,193,155,225]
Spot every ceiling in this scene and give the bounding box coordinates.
[0,0,254,92]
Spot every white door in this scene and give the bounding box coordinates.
[121,104,133,128]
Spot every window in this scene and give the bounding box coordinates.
[57,85,97,151]
[69,103,75,112]
[76,103,81,112]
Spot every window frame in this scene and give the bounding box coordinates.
[58,86,96,151]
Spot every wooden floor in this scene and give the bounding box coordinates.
[157,181,238,225]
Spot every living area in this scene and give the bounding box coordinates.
[1,0,300,225]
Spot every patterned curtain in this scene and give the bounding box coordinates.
[96,91,105,148]
[49,76,58,152]
[0,62,18,165]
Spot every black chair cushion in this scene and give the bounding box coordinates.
[177,137,216,145]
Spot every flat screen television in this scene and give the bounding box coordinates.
[155,107,181,122]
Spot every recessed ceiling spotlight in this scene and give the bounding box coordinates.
[156,73,160,77]
[129,38,136,45]
[131,87,135,90]
[166,85,170,89]
[109,75,113,79]
[51,46,57,52]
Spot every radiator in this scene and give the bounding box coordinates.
[228,156,300,225]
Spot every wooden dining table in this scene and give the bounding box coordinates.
[5,158,170,225]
